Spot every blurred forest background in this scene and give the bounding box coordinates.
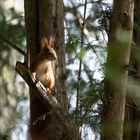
[0,0,28,139]
[0,0,139,140]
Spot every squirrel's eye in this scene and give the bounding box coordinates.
[48,51,52,55]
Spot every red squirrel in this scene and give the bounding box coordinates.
[30,37,57,93]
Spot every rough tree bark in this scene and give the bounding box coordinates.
[24,0,76,140]
[101,0,134,140]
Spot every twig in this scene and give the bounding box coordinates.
[0,34,25,55]
[75,0,88,135]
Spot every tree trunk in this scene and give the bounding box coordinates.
[101,0,134,140]
[124,0,140,139]
[24,0,73,139]
[124,100,140,140]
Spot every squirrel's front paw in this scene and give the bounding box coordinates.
[31,72,37,83]
[47,88,55,95]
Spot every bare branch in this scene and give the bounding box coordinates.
[15,61,70,132]
[15,61,61,108]
[76,0,88,123]
[0,34,25,55]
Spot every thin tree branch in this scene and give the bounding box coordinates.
[0,34,25,55]
[75,0,88,135]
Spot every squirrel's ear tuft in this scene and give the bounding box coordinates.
[41,37,49,48]
[41,36,55,48]
[49,35,55,48]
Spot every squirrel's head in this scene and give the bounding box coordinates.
[41,36,57,61]
[43,47,57,61]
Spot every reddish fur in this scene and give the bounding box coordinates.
[29,37,57,140]
[30,37,57,92]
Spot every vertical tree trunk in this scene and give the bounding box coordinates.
[24,0,70,139]
[124,0,140,139]
[101,0,134,140]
